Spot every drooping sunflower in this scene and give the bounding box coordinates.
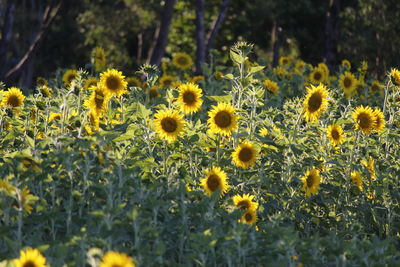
[191,75,205,84]
[159,75,175,88]
[361,157,376,181]
[302,83,330,122]
[126,77,142,88]
[62,69,78,86]
[351,171,363,191]
[341,59,351,70]
[177,82,203,114]
[263,79,279,95]
[36,77,48,87]
[327,124,345,146]
[1,87,25,108]
[154,108,185,143]
[279,56,290,66]
[207,102,238,136]
[200,166,229,196]
[92,47,107,72]
[172,52,193,70]
[300,168,322,196]
[84,77,99,90]
[352,106,376,134]
[232,141,258,169]
[390,68,400,86]
[99,251,135,267]
[232,193,258,211]
[99,69,128,97]
[373,108,385,133]
[84,86,110,117]
[339,72,357,97]
[13,248,47,267]
[240,209,257,225]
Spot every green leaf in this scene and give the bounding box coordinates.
[206,95,232,103]
[248,65,265,74]
[230,50,244,65]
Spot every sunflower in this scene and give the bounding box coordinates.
[84,86,110,117]
[279,56,290,66]
[240,209,257,225]
[89,111,100,131]
[62,69,78,86]
[373,108,385,133]
[232,193,258,211]
[13,248,47,267]
[200,166,229,196]
[0,179,15,196]
[390,68,400,86]
[99,69,128,97]
[19,188,38,214]
[92,47,107,72]
[352,106,376,134]
[302,84,329,122]
[309,67,326,84]
[274,66,287,77]
[177,82,203,114]
[41,85,52,97]
[361,157,376,181]
[295,60,306,74]
[84,77,99,90]
[36,77,48,87]
[1,87,25,108]
[207,102,238,136]
[126,77,142,88]
[327,124,345,146]
[339,72,357,97]
[191,75,205,84]
[154,108,185,143]
[172,52,193,70]
[232,141,258,169]
[149,86,160,99]
[100,251,135,267]
[351,171,363,191]
[318,63,330,77]
[159,75,175,88]
[301,168,322,196]
[259,127,269,137]
[341,59,351,70]
[358,61,368,74]
[263,79,279,95]
[48,112,61,123]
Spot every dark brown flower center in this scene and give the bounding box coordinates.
[343,77,352,88]
[183,91,195,105]
[331,129,339,140]
[67,74,76,84]
[214,111,232,128]
[206,174,220,192]
[237,200,250,210]
[245,212,253,222]
[94,91,105,109]
[22,261,36,267]
[177,56,188,66]
[106,76,120,91]
[358,113,371,129]
[149,88,159,99]
[314,72,322,81]
[307,93,322,112]
[161,117,178,133]
[306,174,314,188]
[7,95,21,107]
[238,147,253,162]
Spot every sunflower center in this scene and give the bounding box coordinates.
[22,261,36,267]
[306,175,314,188]
[331,129,339,140]
[182,91,195,105]
[214,111,232,128]
[7,95,22,107]
[245,213,253,222]
[237,200,250,210]
[67,74,76,84]
[149,88,159,99]
[161,117,179,133]
[162,78,173,86]
[343,77,352,88]
[358,113,371,129]
[177,56,188,66]
[307,93,322,112]
[371,84,379,92]
[106,76,120,91]
[111,265,122,267]
[314,72,322,81]
[206,174,220,192]
[238,147,253,162]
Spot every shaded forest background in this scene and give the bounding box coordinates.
[0,0,399,88]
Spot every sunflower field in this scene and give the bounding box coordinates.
[1,41,400,266]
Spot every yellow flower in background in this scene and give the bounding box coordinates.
[232,193,258,211]
[309,66,326,84]
[351,171,363,191]
[92,47,107,72]
[327,124,345,146]
[36,77,48,87]
[318,63,330,77]
[177,82,203,114]
[259,127,269,137]
[232,141,258,169]
[100,251,135,267]
[99,69,127,97]
[352,106,376,134]
[207,102,238,136]
[48,112,61,123]
[240,209,257,225]
[370,80,382,94]
[341,59,351,70]
[172,52,193,70]
[200,166,229,196]
[126,77,142,88]
[339,72,357,98]
[1,87,25,108]
[301,168,322,196]
[154,108,185,143]
[358,61,368,74]
[149,86,160,99]
[159,75,175,88]
[373,108,385,133]
[279,56,290,66]
[295,60,306,74]
[302,83,329,122]
[274,66,287,77]
[390,68,400,85]
[84,77,99,90]
[361,157,376,181]
[13,248,47,267]
[17,188,38,214]
[191,75,205,84]
[263,79,279,95]
[41,85,52,97]
[0,179,15,196]
[85,86,110,117]
[62,69,78,86]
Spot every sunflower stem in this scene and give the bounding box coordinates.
[382,78,390,114]
[348,131,360,177]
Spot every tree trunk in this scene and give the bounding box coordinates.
[205,0,230,60]
[272,20,281,67]
[148,0,177,66]
[324,0,340,72]
[0,0,17,77]
[195,0,205,75]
